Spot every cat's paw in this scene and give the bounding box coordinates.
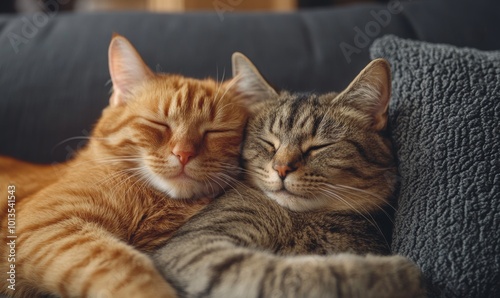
[336,254,426,298]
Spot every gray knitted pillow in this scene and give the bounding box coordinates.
[370,35,500,297]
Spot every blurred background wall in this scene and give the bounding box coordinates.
[1,0,391,13]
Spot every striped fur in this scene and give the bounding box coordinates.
[0,36,251,297]
[242,90,397,213]
[153,58,425,297]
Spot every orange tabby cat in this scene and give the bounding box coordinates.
[0,35,255,298]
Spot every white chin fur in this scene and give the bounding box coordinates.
[147,172,218,200]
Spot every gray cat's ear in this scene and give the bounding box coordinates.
[108,33,154,106]
[335,58,391,131]
[230,52,278,106]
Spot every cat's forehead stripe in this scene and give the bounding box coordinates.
[164,80,220,122]
[297,114,309,129]
[286,97,303,130]
[186,84,197,108]
[163,100,170,118]
[311,114,323,137]
[266,95,327,140]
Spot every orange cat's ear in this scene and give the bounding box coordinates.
[335,58,391,131]
[108,34,154,106]
[230,52,278,107]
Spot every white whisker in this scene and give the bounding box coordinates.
[205,175,228,197]
[334,184,397,213]
[318,185,390,249]
[213,67,226,102]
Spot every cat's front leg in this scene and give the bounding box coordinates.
[155,241,425,298]
[14,219,176,298]
[274,254,426,298]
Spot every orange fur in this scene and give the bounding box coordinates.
[0,156,66,201]
[1,35,249,297]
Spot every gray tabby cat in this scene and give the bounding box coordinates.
[153,54,425,298]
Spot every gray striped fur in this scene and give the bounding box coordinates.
[153,57,425,298]
[153,188,424,298]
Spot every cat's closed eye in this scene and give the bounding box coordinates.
[302,143,335,157]
[257,137,277,153]
[204,129,234,135]
[202,130,238,142]
[144,118,170,131]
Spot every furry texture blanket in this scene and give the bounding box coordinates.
[371,35,500,297]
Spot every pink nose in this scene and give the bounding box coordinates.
[273,164,295,179]
[173,150,196,165]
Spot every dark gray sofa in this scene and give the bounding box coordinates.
[1,0,499,297]
[2,0,499,163]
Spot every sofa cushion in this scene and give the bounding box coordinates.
[370,35,500,297]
